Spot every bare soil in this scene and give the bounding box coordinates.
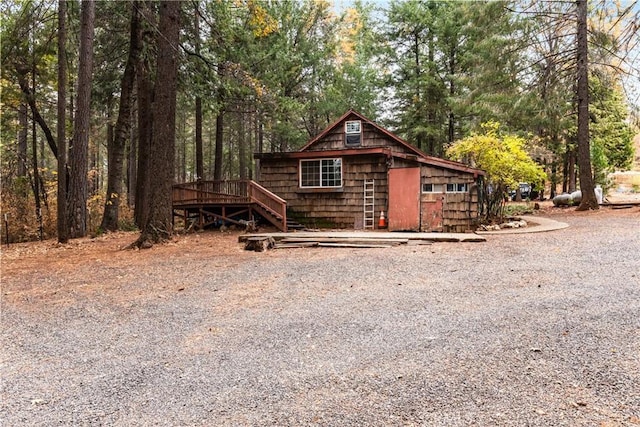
[1,205,639,426]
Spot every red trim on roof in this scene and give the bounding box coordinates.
[391,152,485,175]
[298,110,357,152]
[255,147,392,160]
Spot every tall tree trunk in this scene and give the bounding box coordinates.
[214,110,224,181]
[180,111,186,182]
[134,0,154,229]
[134,54,153,228]
[18,103,28,178]
[568,148,576,193]
[195,96,203,180]
[194,4,203,180]
[68,0,95,238]
[31,24,44,240]
[100,1,142,231]
[254,110,263,181]
[550,162,557,199]
[448,45,456,144]
[56,0,68,243]
[32,83,43,240]
[136,0,180,247]
[413,32,423,151]
[92,120,104,194]
[575,0,598,211]
[426,23,436,156]
[213,64,225,181]
[127,114,137,208]
[238,109,247,180]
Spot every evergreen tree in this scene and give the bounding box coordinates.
[68,0,95,237]
[135,0,181,247]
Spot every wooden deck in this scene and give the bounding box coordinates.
[172,180,287,231]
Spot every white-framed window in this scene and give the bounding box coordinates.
[345,120,362,146]
[424,183,469,193]
[300,158,342,188]
[422,183,444,193]
[446,183,469,193]
[345,120,361,134]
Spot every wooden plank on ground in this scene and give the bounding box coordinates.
[406,240,434,246]
[239,232,486,243]
[280,237,409,245]
[273,242,319,249]
[318,242,393,248]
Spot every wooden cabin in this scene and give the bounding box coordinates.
[254,110,485,233]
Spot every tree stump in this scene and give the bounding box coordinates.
[244,236,275,252]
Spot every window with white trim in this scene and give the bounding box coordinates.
[344,120,362,146]
[300,158,342,188]
[446,183,469,192]
[422,183,444,193]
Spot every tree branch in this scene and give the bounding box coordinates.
[15,70,58,159]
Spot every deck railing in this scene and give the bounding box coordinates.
[172,180,250,205]
[248,181,287,223]
[172,180,287,230]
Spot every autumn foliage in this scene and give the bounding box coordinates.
[447,122,547,221]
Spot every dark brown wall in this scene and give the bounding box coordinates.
[308,120,415,157]
[258,154,389,228]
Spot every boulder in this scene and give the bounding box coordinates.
[553,193,573,206]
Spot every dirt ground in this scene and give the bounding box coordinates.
[1,204,638,309]
[0,203,632,264]
[1,204,639,426]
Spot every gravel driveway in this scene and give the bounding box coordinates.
[2,208,639,426]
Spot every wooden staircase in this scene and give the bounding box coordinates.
[247,181,288,231]
[172,180,289,232]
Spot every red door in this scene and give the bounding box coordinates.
[422,197,443,231]
[388,167,421,231]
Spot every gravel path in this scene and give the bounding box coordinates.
[1,209,639,426]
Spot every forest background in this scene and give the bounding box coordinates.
[1,0,639,244]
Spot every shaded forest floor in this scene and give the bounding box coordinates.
[1,203,638,287]
[1,204,637,315]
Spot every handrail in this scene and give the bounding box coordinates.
[248,181,287,231]
[172,180,250,205]
[172,180,287,231]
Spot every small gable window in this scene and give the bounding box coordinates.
[344,120,362,146]
[300,158,342,188]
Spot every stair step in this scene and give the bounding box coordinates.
[286,220,306,230]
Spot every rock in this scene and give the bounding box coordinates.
[553,193,573,206]
[479,224,501,231]
[500,220,527,229]
[570,190,582,203]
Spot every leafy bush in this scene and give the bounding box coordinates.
[504,203,534,217]
[447,121,547,222]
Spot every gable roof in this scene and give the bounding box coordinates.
[300,109,484,176]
